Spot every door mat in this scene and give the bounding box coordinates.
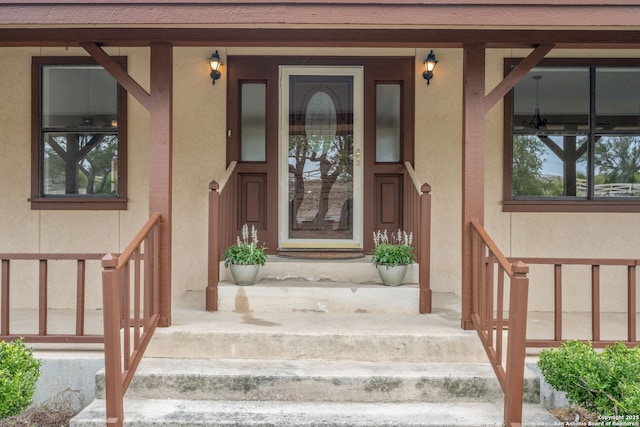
[277,251,365,260]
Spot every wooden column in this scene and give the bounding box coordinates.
[149,42,173,327]
[461,44,486,330]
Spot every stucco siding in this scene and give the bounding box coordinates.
[1,45,639,314]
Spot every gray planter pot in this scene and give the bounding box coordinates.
[229,264,260,285]
[376,264,408,286]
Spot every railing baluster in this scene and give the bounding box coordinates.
[486,255,495,346]
[134,246,141,349]
[496,266,504,365]
[144,237,152,332]
[153,225,160,314]
[554,264,562,343]
[207,180,220,312]
[471,228,479,316]
[629,265,637,342]
[39,259,48,336]
[122,261,131,371]
[76,260,86,336]
[591,265,600,342]
[1,259,10,336]
[495,267,505,366]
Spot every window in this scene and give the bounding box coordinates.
[504,58,640,212]
[31,57,127,210]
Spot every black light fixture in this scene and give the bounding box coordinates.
[522,75,547,130]
[208,50,222,85]
[422,50,438,85]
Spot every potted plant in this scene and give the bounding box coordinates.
[223,224,267,285]
[371,229,414,286]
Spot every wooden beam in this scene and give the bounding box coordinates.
[148,42,173,327]
[484,43,554,113]
[80,42,151,110]
[461,43,486,330]
[3,28,640,48]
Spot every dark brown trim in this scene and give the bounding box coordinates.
[81,42,151,110]
[462,43,486,330]
[502,57,640,212]
[485,44,553,114]
[148,42,173,327]
[3,28,640,48]
[30,55,128,211]
[502,200,640,213]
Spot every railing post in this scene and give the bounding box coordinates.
[419,183,432,314]
[207,180,220,311]
[39,260,48,336]
[504,260,529,427]
[102,254,124,427]
[1,259,9,336]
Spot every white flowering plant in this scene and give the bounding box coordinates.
[371,229,414,267]
[223,224,267,267]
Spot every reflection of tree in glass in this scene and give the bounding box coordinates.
[288,134,353,228]
[288,135,310,227]
[44,133,118,195]
[310,134,352,227]
[512,135,562,197]
[593,136,640,184]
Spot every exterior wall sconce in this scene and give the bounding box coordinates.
[423,50,438,85]
[208,50,222,85]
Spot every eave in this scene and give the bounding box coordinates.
[2,28,640,48]
[1,1,640,28]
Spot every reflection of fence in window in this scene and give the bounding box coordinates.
[576,178,640,197]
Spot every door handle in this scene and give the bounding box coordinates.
[354,149,361,166]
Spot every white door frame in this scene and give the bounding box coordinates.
[278,65,364,249]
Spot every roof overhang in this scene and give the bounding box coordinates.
[2,1,640,48]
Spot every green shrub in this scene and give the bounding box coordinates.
[0,338,42,419]
[538,340,640,416]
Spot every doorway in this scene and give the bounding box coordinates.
[226,56,414,255]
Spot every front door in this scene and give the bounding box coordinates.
[226,56,414,254]
[279,67,364,249]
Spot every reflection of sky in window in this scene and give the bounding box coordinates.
[539,136,588,178]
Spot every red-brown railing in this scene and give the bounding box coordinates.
[207,161,237,311]
[1,253,105,344]
[404,161,432,313]
[101,212,161,427]
[471,219,530,427]
[513,257,640,349]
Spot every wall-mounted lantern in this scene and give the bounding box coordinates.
[423,50,438,86]
[208,50,222,85]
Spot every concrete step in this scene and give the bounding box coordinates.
[217,281,421,314]
[71,399,560,427]
[94,358,541,404]
[220,256,419,286]
[145,310,487,363]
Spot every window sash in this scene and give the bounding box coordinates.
[503,58,640,212]
[31,56,128,210]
